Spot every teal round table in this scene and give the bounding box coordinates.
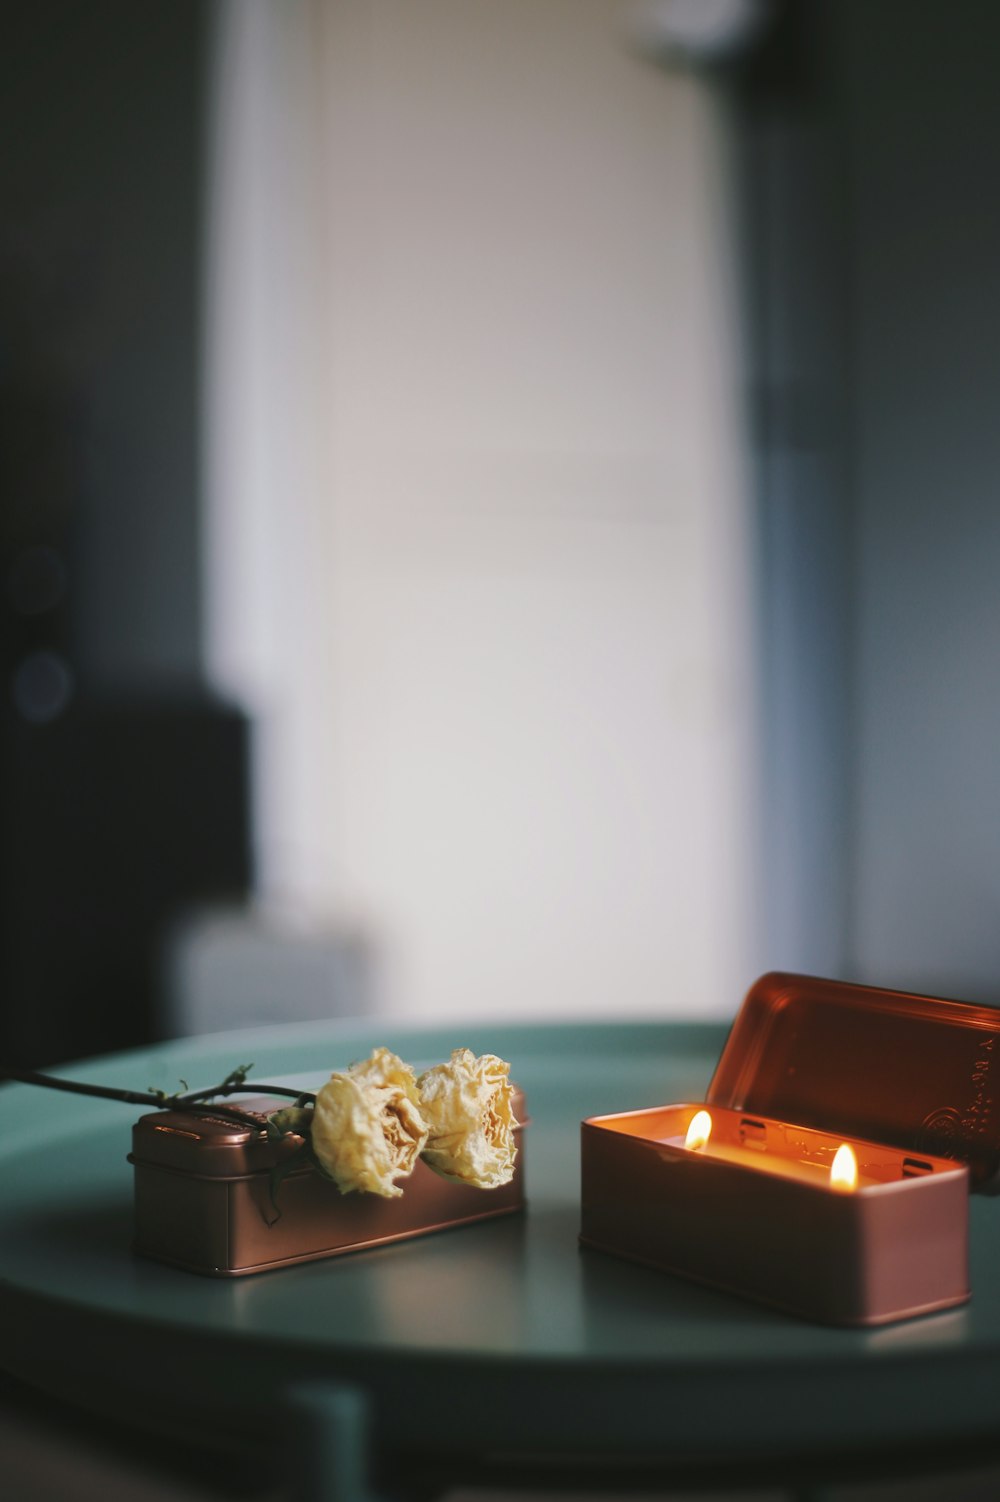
[2,1018,999,1498]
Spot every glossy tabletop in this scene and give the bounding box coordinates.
[2,1018,1000,1480]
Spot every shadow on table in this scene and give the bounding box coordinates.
[578,1235,781,1338]
[18,1193,136,1266]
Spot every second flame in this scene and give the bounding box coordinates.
[685,1109,713,1151]
[830,1142,859,1192]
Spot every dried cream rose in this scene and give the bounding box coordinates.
[311,1047,429,1197]
[417,1048,517,1189]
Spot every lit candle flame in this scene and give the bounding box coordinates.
[830,1143,858,1192]
[684,1109,713,1151]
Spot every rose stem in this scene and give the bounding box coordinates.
[0,1067,315,1128]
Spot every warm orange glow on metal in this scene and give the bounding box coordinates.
[684,1109,712,1151]
[830,1142,859,1192]
[579,972,989,1326]
[706,972,1000,1189]
[581,1100,968,1325]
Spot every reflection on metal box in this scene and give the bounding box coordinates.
[131,1090,526,1277]
[580,973,1000,1325]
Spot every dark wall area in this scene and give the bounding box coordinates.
[731,0,853,979]
[0,0,251,1065]
[1,0,205,682]
[838,0,1000,1000]
[738,0,1000,1001]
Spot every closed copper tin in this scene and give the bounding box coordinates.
[131,1090,526,1277]
[580,973,990,1326]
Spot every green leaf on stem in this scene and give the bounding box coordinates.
[220,1063,254,1091]
[266,1106,314,1143]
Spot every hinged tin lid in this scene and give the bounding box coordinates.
[131,1098,289,1178]
[706,972,1000,1189]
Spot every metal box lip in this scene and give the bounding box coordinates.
[580,1102,970,1196]
[706,972,1000,1190]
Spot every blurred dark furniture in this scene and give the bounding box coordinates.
[0,0,252,1065]
[0,695,251,1066]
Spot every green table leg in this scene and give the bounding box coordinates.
[286,1381,376,1502]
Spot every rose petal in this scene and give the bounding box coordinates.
[311,1048,429,1197]
[418,1049,517,1189]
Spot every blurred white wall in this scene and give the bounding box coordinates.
[204,0,760,1021]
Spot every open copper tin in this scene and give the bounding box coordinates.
[131,1088,526,1277]
[581,973,1000,1326]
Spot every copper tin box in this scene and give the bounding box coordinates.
[580,973,1000,1326]
[131,1090,526,1277]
